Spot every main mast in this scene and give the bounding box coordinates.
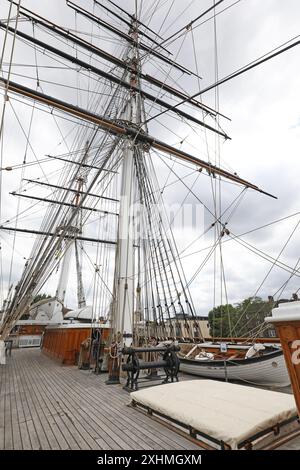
[0,0,277,355]
[112,15,142,347]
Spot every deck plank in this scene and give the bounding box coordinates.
[24,357,70,450]
[41,368,162,450]
[17,356,59,450]
[12,357,42,450]
[36,356,179,450]
[34,363,131,450]
[0,349,200,450]
[8,361,23,450]
[2,348,298,451]
[0,359,6,450]
[4,363,13,450]
[63,367,198,449]
[59,368,192,449]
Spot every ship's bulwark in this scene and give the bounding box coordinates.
[42,325,111,365]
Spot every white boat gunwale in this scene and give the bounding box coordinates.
[179,347,283,368]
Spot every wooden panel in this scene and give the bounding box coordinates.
[275,321,300,415]
[18,325,46,335]
[42,327,103,365]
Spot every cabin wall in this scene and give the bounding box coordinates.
[42,327,110,365]
[18,324,46,335]
[9,324,47,348]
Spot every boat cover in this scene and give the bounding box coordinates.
[130,380,298,449]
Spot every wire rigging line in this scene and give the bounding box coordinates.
[165,0,243,47]
[7,93,37,289]
[236,250,300,337]
[176,208,300,263]
[232,215,300,334]
[145,0,177,42]
[2,0,299,346]
[160,0,226,46]
[144,32,300,126]
[0,1,21,306]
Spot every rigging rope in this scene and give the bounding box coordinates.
[0,0,21,309]
[144,31,300,126]
[232,216,300,335]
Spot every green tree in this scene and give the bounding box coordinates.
[208,304,238,337]
[20,293,52,320]
[31,293,51,305]
[233,297,272,337]
[208,297,273,338]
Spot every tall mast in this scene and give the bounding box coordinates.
[54,141,89,309]
[55,241,73,305]
[0,0,279,347]
[74,141,88,310]
[112,15,142,346]
[75,241,86,309]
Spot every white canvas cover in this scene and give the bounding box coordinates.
[130,380,298,449]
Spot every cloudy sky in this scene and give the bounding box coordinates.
[1,0,300,317]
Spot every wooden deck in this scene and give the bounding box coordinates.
[0,348,199,450]
[0,348,299,450]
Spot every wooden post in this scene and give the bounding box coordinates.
[266,302,300,414]
[105,342,121,385]
[0,340,6,365]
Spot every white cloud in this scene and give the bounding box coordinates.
[1,0,300,317]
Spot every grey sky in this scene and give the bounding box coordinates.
[1,0,300,315]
